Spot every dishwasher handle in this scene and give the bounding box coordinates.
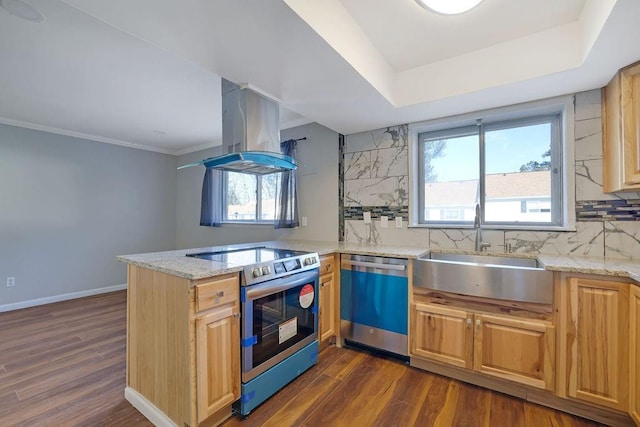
[341,259,406,272]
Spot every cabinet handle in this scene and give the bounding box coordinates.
[466,318,472,327]
[476,319,481,328]
[216,291,224,297]
[233,312,241,319]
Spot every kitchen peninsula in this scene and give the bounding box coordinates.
[118,240,640,426]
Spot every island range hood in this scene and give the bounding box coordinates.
[178,78,297,175]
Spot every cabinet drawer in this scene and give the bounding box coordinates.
[320,255,335,276]
[195,275,239,312]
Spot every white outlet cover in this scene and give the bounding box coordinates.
[301,216,308,227]
[363,211,372,224]
[380,216,388,228]
[395,217,403,228]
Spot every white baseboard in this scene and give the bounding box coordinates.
[125,387,177,427]
[0,283,127,313]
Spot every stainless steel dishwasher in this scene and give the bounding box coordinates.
[340,254,408,356]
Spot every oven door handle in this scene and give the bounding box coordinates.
[244,269,318,300]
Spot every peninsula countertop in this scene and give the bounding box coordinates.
[116,240,428,280]
[117,240,640,283]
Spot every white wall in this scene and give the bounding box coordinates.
[0,124,177,307]
[175,122,339,248]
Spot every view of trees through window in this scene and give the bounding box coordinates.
[419,116,559,226]
[225,172,278,221]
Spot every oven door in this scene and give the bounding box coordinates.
[241,268,319,382]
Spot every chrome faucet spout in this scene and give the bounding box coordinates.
[473,204,490,252]
[474,204,480,229]
[474,204,481,252]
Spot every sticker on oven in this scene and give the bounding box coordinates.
[299,284,314,309]
[279,317,297,344]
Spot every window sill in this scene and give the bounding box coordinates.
[408,223,577,232]
[217,221,276,228]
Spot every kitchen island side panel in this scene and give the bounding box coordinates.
[127,265,192,426]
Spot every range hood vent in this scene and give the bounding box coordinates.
[178,78,296,175]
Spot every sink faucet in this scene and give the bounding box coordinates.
[474,204,490,252]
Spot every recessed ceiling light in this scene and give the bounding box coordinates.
[0,0,45,23]
[415,0,484,15]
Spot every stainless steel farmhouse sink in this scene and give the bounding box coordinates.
[413,253,553,304]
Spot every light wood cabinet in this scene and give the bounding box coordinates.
[562,277,630,411]
[193,273,240,424]
[474,314,555,391]
[195,276,239,312]
[319,255,337,345]
[319,272,336,343]
[412,303,473,368]
[126,267,240,426]
[411,302,554,390]
[195,304,240,423]
[603,60,640,192]
[630,286,640,424]
[319,253,336,277]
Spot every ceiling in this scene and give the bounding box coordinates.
[0,0,639,155]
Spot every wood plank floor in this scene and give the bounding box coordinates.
[0,291,606,427]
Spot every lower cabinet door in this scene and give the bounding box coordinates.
[412,303,473,368]
[319,272,336,343]
[631,286,640,423]
[473,314,555,391]
[195,305,240,423]
[565,278,629,411]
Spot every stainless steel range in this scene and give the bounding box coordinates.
[187,246,320,416]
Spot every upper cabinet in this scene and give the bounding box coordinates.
[603,61,640,192]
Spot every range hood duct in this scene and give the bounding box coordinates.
[178,78,296,175]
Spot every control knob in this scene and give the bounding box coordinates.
[252,268,262,278]
[261,266,270,275]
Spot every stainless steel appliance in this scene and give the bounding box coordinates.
[340,254,408,357]
[187,246,320,416]
[178,79,297,175]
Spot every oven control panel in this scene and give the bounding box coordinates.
[242,253,320,286]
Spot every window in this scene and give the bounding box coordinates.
[224,172,279,222]
[415,114,563,228]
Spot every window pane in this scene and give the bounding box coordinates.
[484,122,552,223]
[260,173,279,220]
[422,134,479,223]
[226,172,256,221]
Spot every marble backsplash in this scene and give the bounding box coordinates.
[341,89,640,260]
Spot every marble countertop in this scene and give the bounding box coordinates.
[118,240,640,283]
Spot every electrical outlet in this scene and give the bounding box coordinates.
[395,217,403,228]
[363,211,372,224]
[6,277,15,287]
[380,216,388,228]
[301,216,308,227]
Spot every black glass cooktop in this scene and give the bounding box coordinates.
[186,246,309,265]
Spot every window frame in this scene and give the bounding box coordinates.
[417,125,479,226]
[221,171,279,225]
[408,95,575,231]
